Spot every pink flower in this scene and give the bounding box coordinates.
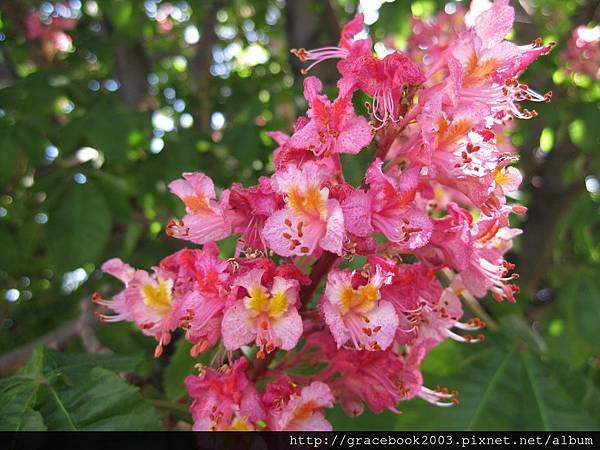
[446,0,553,121]
[25,10,76,53]
[321,267,398,351]
[185,358,266,431]
[459,220,521,302]
[326,349,423,415]
[221,268,303,358]
[326,345,458,415]
[417,203,520,302]
[96,259,181,357]
[262,377,334,431]
[342,51,425,126]
[269,119,328,171]
[288,77,372,157]
[167,172,232,244]
[375,259,443,344]
[92,7,543,430]
[291,13,372,74]
[414,94,523,211]
[410,287,468,350]
[292,13,424,127]
[561,25,600,79]
[343,160,432,250]
[407,5,467,66]
[262,162,345,256]
[161,244,231,356]
[229,177,284,252]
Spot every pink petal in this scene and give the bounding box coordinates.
[271,162,326,196]
[271,308,303,350]
[499,166,522,193]
[268,130,290,146]
[300,381,335,410]
[334,114,373,154]
[340,13,365,49]
[303,76,324,104]
[372,206,432,250]
[168,171,215,201]
[234,268,265,291]
[288,412,332,431]
[322,298,351,349]
[263,209,324,257]
[319,200,345,255]
[474,0,514,45]
[396,167,420,204]
[288,120,322,152]
[221,301,256,350]
[341,190,373,237]
[360,300,399,350]
[175,211,231,245]
[102,258,135,284]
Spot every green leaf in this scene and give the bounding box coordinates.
[326,405,398,431]
[520,354,599,430]
[62,98,147,163]
[47,182,111,271]
[393,346,599,431]
[42,352,141,373]
[163,339,216,400]
[0,128,22,185]
[0,348,163,431]
[0,223,20,273]
[36,366,162,430]
[163,339,195,400]
[0,376,47,431]
[547,274,600,365]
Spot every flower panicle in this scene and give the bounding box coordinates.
[95,0,552,431]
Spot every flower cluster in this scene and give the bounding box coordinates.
[561,25,600,79]
[25,8,76,55]
[96,0,551,431]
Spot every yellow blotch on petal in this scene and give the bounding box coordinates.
[141,280,173,315]
[245,285,289,319]
[290,399,317,424]
[268,290,289,319]
[357,284,379,311]
[337,283,379,315]
[287,185,327,219]
[493,167,509,185]
[245,286,270,317]
[227,416,254,431]
[183,195,211,214]
[464,53,498,86]
[338,286,355,315]
[437,117,472,149]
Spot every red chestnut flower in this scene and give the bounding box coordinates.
[97,1,552,431]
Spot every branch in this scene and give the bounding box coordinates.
[0,299,109,375]
[103,19,151,111]
[250,251,338,381]
[517,136,583,295]
[285,0,341,85]
[0,320,79,375]
[191,0,223,132]
[300,251,338,309]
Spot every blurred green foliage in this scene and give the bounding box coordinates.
[0,0,598,430]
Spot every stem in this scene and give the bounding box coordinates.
[441,268,499,331]
[461,289,500,332]
[149,398,192,422]
[249,352,276,382]
[249,251,337,381]
[375,102,422,161]
[300,251,338,309]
